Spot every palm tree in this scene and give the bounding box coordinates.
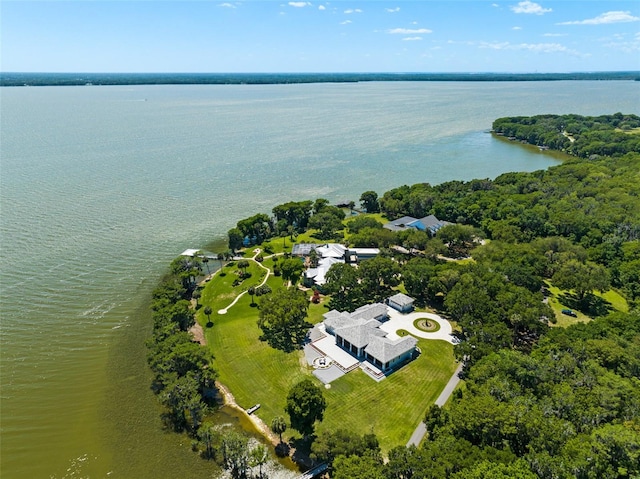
[248,286,256,306]
[202,255,210,274]
[217,252,224,271]
[271,416,287,444]
[204,306,212,326]
[237,259,250,278]
[249,444,268,479]
[192,289,201,308]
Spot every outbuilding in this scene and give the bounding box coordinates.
[387,293,415,313]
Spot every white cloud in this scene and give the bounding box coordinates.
[510,1,552,15]
[602,32,640,53]
[388,28,433,34]
[402,36,423,41]
[543,33,567,37]
[492,3,500,7]
[318,5,326,10]
[218,2,236,8]
[289,1,311,7]
[344,9,363,14]
[479,41,581,55]
[557,11,640,25]
[341,20,352,25]
[512,26,522,30]
[385,7,400,13]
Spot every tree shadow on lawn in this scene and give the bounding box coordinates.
[558,291,614,317]
[289,435,316,469]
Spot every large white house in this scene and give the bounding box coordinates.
[293,243,380,287]
[383,214,451,235]
[322,302,418,373]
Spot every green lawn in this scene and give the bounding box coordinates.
[198,258,457,453]
[545,281,629,327]
[319,339,456,451]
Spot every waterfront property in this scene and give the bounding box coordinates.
[309,298,419,382]
[383,214,451,235]
[294,243,380,287]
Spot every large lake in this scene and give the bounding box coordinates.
[1,81,638,478]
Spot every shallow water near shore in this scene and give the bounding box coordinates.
[1,80,638,478]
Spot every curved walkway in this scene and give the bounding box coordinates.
[217,248,274,314]
[381,309,457,344]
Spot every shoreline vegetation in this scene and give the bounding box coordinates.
[147,113,639,478]
[1,71,640,87]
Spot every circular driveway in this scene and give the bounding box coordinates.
[381,308,457,344]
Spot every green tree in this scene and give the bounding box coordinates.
[360,190,380,213]
[203,306,212,326]
[271,415,287,443]
[332,454,385,479]
[249,444,268,479]
[308,210,345,240]
[308,248,320,268]
[256,284,272,297]
[280,257,305,285]
[552,259,610,300]
[170,256,202,290]
[160,372,200,431]
[221,430,249,479]
[258,287,311,352]
[324,262,364,312]
[451,460,537,479]
[237,259,250,278]
[311,429,381,469]
[197,422,219,459]
[247,286,256,306]
[347,215,383,234]
[192,289,201,308]
[285,379,326,437]
[358,255,400,302]
[437,224,479,258]
[228,227,244,253]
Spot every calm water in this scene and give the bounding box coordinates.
[1,81,638,478]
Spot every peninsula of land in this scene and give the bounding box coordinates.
[147,113,640,478]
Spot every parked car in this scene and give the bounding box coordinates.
[561,309,577,317]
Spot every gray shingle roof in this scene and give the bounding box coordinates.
[388,293,414,308]
[323,302,417,367]
[351,303,388,321]
[365,335,417,364]
[323,310,356,332]
[335,323,386,349]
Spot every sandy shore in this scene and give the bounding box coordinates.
[215,381,280,446]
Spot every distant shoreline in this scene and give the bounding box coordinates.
[1,71,639,87]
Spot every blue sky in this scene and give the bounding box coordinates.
[1,1,638,72]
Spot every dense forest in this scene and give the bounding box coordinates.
[493,113,640,158]
[2,71,639,86]
[147,113,640,478]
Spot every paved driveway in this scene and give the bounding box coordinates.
[381,309,457,344]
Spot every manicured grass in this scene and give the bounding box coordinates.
[198,257,458,453]
[595,289,629,313]
[545,283,591,327]
[200,280,309,421]
[544,281,629,327]
[319,339,456,451]
[414,318,441,332]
